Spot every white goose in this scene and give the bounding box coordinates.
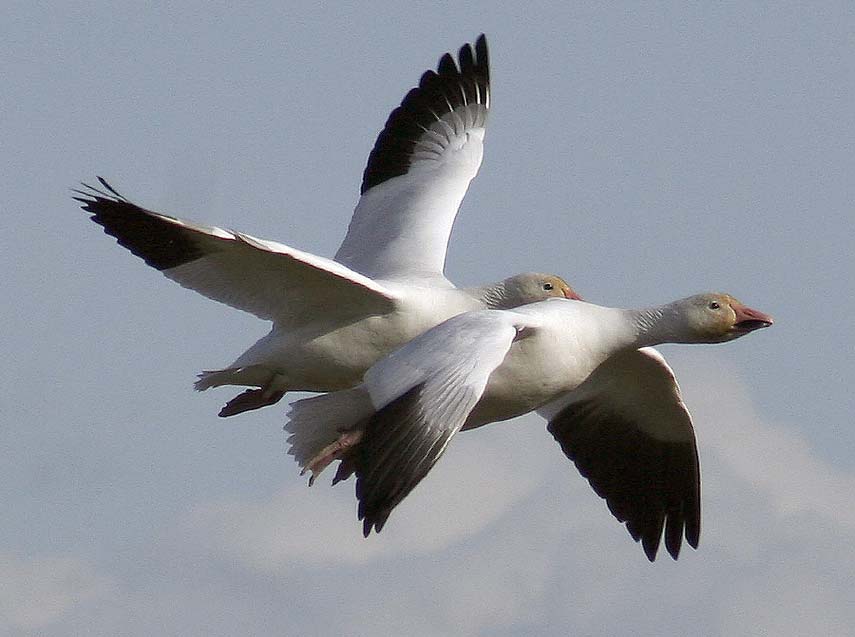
[286,293,773,561]
[75,35,579,416]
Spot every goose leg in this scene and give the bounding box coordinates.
[218,376,286,417]
[302,429,364,486]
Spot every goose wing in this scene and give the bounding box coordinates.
[539,347,700,561]
[76,179,399,327]
[354,309,536,535]
[334,35,490,280]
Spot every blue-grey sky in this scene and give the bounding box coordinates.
[4,2,854,635]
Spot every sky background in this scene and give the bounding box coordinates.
[4,2,854,635]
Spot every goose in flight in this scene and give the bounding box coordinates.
[286,293,773,560]
[75,35,579,416]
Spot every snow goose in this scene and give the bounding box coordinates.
[286,293,773,560]
[74,35,580,417]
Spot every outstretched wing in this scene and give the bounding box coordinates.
[538,347,700,561]
[334,35,490,280]
[75,179,399,327]
[354,309,535,536]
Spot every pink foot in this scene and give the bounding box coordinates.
[301,429,364,486]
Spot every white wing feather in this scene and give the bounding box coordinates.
[77,183,400,328]
[334,36,490,280]
[334,129,485,280]
[364,309,530,410]
[538,347,693,443]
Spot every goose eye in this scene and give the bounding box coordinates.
[542,282,554,291]
[708,301,721,310]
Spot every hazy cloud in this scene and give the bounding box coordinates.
[0,554,118,632]
[163,353,854,636]
[177,421,550,568]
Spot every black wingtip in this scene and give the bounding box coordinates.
[665,538,681,561]
[73,176,127,205]
[360,511,386,537]
[475,34,488,66]
[686,515,701,551]
[688,532,700,550]
[664,512,684,560]
[351,383,453,540]
[359,35,491,194]
[97,175,126,199]
[437,51,458,76]
[641,529,661,562]
[360,515,388,538]
[73,178,206,271]
[547,400,701,563]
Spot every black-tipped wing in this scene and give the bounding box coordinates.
[539,348,700,561]
[335,35,490,280]
[355,384,459,535]
[352,309,534,536]
[75,179,399,327]
[360,35,489,194]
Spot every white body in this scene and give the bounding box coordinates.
[229,282,483,391]
[465,301,633,426]
[285,292,771,559]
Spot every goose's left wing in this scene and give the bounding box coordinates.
[538,347,700,561]
[334,35,490,280]
[354,309,536,536]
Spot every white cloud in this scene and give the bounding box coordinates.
[176,418,552,569]
[716,558,852,637]
[684,360,855,528]
[168,352,855,637]
[16,355,848,637]
[0,554,118,631]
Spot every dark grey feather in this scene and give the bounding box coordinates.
[354,384,457,536]
[548,400,700,561]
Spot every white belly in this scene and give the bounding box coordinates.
[231,286,483,391]
[465,327,606,429]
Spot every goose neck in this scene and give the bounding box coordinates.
[470,280,512,309]
[626,303,689,347]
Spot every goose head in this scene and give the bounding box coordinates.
[504,273,582,305]
[679,293,773,343]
